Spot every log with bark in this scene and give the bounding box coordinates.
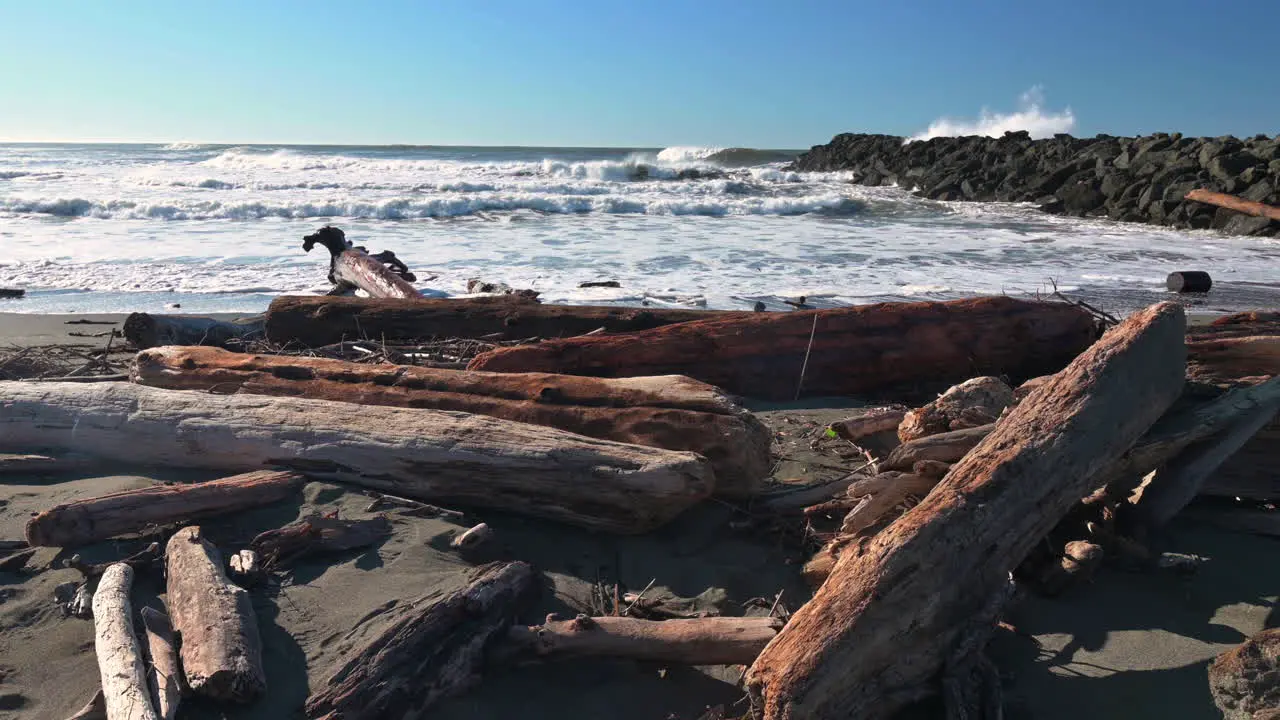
[745,302,1187,720]
[92,563,160,720]
[139,607,182,720]
[468,297,1100,400]
[305,561,537,720]
[25,470,306,548]
[1186,334,1280,383]
[504,614,784,666]
[264,294,740,347]
[879,424,994,472]
[131,346,770,495]
[0,381,713,533]
[303,226,421,299]
[165,526,266,703]
[897,376,1013,442]
[123,313,264,350]
[249,513,391,570]
[1185,188,1280,222]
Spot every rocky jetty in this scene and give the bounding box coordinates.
[791,132,1280,237]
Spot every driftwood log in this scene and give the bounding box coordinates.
[469,297,1099,400]
[249,514,391,570]
[1204,415,1280,501]
[131,346,770,495]
[879,424,994,472]
[165,526,266,703]
[305,561,537,720]
[92,563,160,720]
[303,226,421,299]
[264,295,739,347]
[746,302,1187,720]
[26,470,306,548]
[0,382,711,533]
[505,615,784,666]
[1207,627,1280,719]
[897,376,1013,442]
[1185,188,1280,222]
[0,452,88,475]
[123,313,264,350]
[139,607,182,720]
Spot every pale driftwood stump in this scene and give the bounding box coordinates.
[92,563,159,720]
[131,345,770,496]
[165,526,265,703]
[26,470,305,548]
[0,381,712,533]
[305,561,537,720]
[746,302,1187,720]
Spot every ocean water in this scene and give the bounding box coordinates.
[1,142,1278,315]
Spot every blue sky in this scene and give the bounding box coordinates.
[1,0,1277,147]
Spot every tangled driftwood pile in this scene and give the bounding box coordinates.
[3,228,1277,720]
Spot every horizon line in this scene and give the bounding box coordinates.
[0,138,807,151]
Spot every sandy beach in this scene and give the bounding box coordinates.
[0,311,1275,719]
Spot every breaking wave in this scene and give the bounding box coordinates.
[908,86,1076,142]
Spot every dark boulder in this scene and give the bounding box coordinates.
[1056,182,1106,216]
[1209,151,1262,182]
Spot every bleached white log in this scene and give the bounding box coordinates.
[92,563,159,720]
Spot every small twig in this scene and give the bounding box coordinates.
[794,313,820,401]
[622,578,657,616]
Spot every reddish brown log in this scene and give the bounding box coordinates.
[1187,335,1280,383]
[130,346,770,495]
[264,295,742,347]
[1185,188,1280,222]
[745,302,1187,720]
[468,297,1099,400]
[25,470,305,548]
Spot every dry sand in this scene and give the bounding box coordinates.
[0,312,1275,720]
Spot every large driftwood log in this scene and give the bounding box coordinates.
[0,382,712,533]
[505,615,784,666]
[26,470,306,548]
[1186,334,1280,382]
[1185,188,1280,222]
[123,313,264,350]
[165,526,266,703]
[131,346,770,495]
[305,561,537,720]
[139,607,182,720]
[1207,627,1280,720]
[746,302,1187,720]
[264,295,739,347]
[469,297,1099,400]
[92,563,160,720]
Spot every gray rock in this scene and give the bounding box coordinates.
[1242,180,1276,203]
[1209,151,1262,182]
[1099,172,1132,199]
[1223,214,1276,236]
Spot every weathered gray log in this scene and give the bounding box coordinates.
[26,470,306,548]
[92,563,160,720]
[880,424,994,472]
[130,346,769,496]
[468,297,1100,400]
[828,407,907,443]
[0,452,89,475]
[165,526,266,703]
[746,302,1187,720]
[1134,388,1280,527]
[249,514,391,570]
[1186,334,1280,382]
[305,561,536,720]
[840,472,940,535]
[264,294,738,347]
[123,313,264,350]
[331,250,421,299]
[505,615,784,666]
[0,381,712,534]
[139,607,182,720]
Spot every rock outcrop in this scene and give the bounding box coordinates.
[791,132,1280,236]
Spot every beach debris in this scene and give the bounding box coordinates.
[302,225,421,299]
[123,312,265,350]
[304,561,536,720]
[139,607,183,720]
[1166,270,1213,293]
[782,296,813,310]
[131,346,770,495]
[827,406,907,445]
[503,614,784,666]
[449,522,493,552]
[0,343,126,381]
[468,297,1099,401]
[0,381,714,533]
[228,549,263,583]
[746,303,1186,720]
[249,513,391,570]
[263,294,735,347]
[0,452,83,476]
[364,492,466,520]
[880,424,994,472]
[0,547,37,572]
[467,277,540,300]
[0,288,24,299]
[92,563,160,720]
[579,280,621,288]
[1208,627,1280,720]
[64,689,106,720]
[897,376,1013,443]
[25,470,307,548]
[165,526,266,703]
[65,543,164,580]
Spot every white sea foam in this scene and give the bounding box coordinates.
[1,142,1277,314]
[909,86,1076,141]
